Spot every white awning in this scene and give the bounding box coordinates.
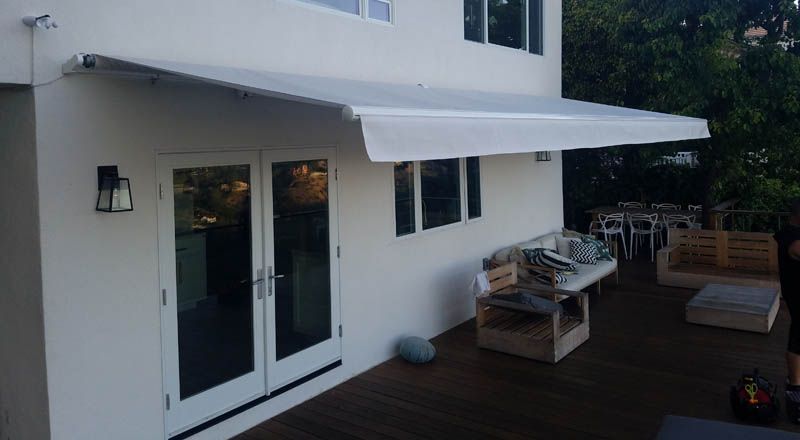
[63,54,710,162]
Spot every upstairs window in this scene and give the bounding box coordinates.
[296,0,392,23]
[464,0,543,55]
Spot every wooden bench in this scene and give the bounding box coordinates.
[657,229,779,291]
[476,264,589,364]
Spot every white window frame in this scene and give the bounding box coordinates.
[393,157,483,239]
[290,0,393,24]
[465,0,542,54]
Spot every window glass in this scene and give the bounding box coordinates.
[488,0,526,49]
[421,159,462,230]
[394,162,415,236]
[466,157,482,219]
[464,0,484,42]
[528,0,543,54]
[301,0,360,15]
[369,0,391,21]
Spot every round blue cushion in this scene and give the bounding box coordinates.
[399,336,436,364]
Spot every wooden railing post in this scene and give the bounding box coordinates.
[717,230,729,268]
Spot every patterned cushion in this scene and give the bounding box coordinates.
[529,270,567,285]
[580,236,613,261]
[522,248,577,272]
[570,240,598,265]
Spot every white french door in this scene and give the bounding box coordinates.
[158,151,266,436]
[157,148,340,436]
[263,147,341,391]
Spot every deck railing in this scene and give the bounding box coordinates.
[710,198,790,233]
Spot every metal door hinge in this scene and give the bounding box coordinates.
[335,168,338,180]
[337,246,341,258]
[161,289,166,306]
[165,394,170,410]
[338,324,342,337]
[158,183,164,200]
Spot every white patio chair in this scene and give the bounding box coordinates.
[652,203,681,210]
[688,204,702,211]
[628,213,662,262]
[662,214,697,244]
[597,213,628,260]
[618,201,644,209]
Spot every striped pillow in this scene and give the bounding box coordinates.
[570,240,598,265]
[523,248,577,272]
[530,270,567,285]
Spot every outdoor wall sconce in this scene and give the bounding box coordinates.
[96,165,133,212]
[536,151,552,162]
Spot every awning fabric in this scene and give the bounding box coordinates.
[63,54,710,162]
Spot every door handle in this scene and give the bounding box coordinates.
[267,267,284,296]
[253,269,265,299]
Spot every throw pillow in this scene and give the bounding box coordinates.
[561,228,584,238]
[523,248,577,272]
[570,240,598,265]
[528,269,567,285]
[580,236,613,261]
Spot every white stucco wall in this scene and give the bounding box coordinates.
[33,74,564,439]
[0,0,561,95]
[0,87,50,440]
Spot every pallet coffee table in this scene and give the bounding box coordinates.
[686,283,780,334]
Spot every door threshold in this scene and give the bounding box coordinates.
[169,360,342,440]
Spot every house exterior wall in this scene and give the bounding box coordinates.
[33,75,564,439]
[4,0,565,438]
[0,87,50,440]
[0,0,561,96]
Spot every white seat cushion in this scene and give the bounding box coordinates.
[559,259,617,292]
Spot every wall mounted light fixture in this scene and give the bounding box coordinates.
[535,151,552,162]
[22,15,58,29]
[96,166,133,212]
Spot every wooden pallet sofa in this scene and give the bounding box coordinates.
[657,228,780,291]
[492,231,619,300]
[476,263,590,364]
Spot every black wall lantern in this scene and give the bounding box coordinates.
[96,165,133,212]
[535,151,552,162]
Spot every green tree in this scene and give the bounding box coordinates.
[562,0,800,231]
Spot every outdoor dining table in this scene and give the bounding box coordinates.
[585,206,701,221]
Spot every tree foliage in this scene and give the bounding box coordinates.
[562,0,800,231]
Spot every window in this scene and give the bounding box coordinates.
[301,0,360,15]
[393,157,482,237]
[394,162,415,236]
[421,159,462,230]
[368,0,391,21]
[466,157,482,219]
[296,0,392,23]
[464,0,543,55]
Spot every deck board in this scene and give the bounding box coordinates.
[236,258,800,439]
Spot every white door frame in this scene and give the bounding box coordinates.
[262,146,342,391]
[157,151,266,437]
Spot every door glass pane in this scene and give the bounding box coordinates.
[173,165,254,399]
[464,0,484,42]
[394,161,415,236]
[272,160,331,360]
[421,159,462,230]
[488,0,526,49]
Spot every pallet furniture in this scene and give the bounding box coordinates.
[476,263,589,364]
[686,284,780,334]
[492,231,619,301]
[657,228,780,291]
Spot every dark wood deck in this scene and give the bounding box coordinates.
[236,259,800,439]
